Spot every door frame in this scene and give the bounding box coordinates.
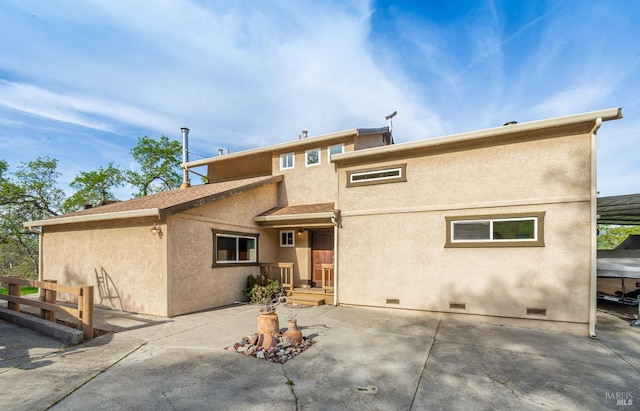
[310,228,334,287]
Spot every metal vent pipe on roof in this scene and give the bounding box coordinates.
[180,127,190,189]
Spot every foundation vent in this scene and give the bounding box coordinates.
[386,298,400,305]
[449,303,466,310]
[526,308,547,316]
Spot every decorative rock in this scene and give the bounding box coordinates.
[228,333,315,363]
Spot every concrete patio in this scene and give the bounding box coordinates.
[1,302,639,410]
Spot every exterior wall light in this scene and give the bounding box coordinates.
[150,224,162,235]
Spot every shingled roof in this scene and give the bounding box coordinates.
[24,175,282,227]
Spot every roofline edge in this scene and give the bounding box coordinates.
[23,208,161,228]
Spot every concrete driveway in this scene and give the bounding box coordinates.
[1,304,639,410]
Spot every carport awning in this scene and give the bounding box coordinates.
[597,194,640,225]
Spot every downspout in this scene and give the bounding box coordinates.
[332,213,339,306]
[39,230,43,281]
[589,117,603,338]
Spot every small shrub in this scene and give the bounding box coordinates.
[244,274,282,310]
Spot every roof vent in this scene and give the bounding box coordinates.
[218,148,224,156]
[503,121,518,126]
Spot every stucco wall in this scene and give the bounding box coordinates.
[166,183,279,316]
[41,217,169,316]
[336,132,593,331]
[268,230,311,287]
[273,142,354,206]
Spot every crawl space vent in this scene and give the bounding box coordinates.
[526,308,547,316]
[449,303,466,310]
[386,298,400,305]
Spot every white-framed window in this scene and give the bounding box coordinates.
[327,144,344,163]
[445,212,545,248]
[305,148,321,167]
[280,230,295,247]
[213,230,258,266]
[347,164,407,187]
[280,153,294,170]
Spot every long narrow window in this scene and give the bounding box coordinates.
[213,230,259,266]
[347,164,407,187]
[445,212,545,248]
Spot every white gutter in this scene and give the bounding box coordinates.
[254,212,335,223]
[332,108,623,163]
[23,208,161,228]
[589,117,603,338]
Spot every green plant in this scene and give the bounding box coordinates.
[244,273,282,311]
[0,285,39,295]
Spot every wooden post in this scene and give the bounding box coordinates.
[80,286,94,340]
[8,280,20,312]
[40,279,57,322]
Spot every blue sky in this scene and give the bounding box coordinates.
[0,0,638,198]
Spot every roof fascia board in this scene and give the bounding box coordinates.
[332,108,623,163]
[24,208,161,228]
[254,211,335,223]
[182,128,388,169]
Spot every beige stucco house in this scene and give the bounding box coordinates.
[25,107,623,335]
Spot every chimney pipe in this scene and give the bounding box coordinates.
[302,130,308,139]
[180,127,190,189]
[218,148,224,156]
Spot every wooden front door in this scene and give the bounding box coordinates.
[311,229,334,287]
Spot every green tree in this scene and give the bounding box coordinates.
[63,162,124,212]
[598,225,640,250]
[0,157,64,277]
[126,135,182,197]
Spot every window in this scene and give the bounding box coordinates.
[280,153,294,170]
[346,164,407,187]
[445,212,545,248]
[305,148,321,167]
[213,230,259,266]
[280,230,295,247]
[328,144,344,163]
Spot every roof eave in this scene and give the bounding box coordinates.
[332,108,623,163]
[254,211,335,223]
[182,127,389,169]
[23,208,161,228]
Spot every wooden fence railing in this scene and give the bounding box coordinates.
[260,263,294,295]
[321,263,334,292]
[0,276,94,340]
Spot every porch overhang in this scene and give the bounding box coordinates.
[254,203,339,228]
